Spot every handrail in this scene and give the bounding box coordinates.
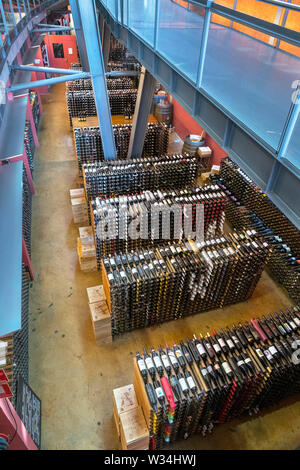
[188,0,300,12]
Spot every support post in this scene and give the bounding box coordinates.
[196,1,212,89]
[266,160,281,194]
[76,0,116,160]
[127,66,156,159]
[69,0,90,71]
[103,21,111,71]
[26,96,39,148]
[277,86,300,159]
[22,236,34,280]
[7,72,90,93]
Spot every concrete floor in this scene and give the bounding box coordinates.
[29,83,300,450]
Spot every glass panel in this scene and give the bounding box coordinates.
[128,0,156,46]
[202,19,298,150]
[53,43,64,58]
[283,103,300,175]
[157,0,205,83]
[107,0,116,18]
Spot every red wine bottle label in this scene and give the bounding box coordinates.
[153,356,163,369]
[179,378,188,392]
[218,338,226,349]
[168,351,178,365]
[213,343,221,353]
[227,339,235,349]
[187,376,196,390]
[145,357,155,369]
[161,354,170,369]
[155,387,164,399]
[269,346,277,356]
[196,343,206,356]
[222,362,232,375]
[138,359,146,371]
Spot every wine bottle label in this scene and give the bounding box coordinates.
[132,268,137,274]
[120,271,126,278]
[269,346,277,356]
[222,362,232,375]
[161,354,170,369]
[175,349,183,358]
[201,368,208,376]
[179,378,188,392]
[108,274,114,281]
[155,387,164,399]
[213,343,221,353]
[256,348,264,358]
[232,335,239,345]
[289,321,297,330]
[187,376,196,390]
[244,358,252,364]
[168,351,178,365]
[227,339,235,349]
[264,350,273,361]
[293,317,300,326]
[196,343,206,356]
[138,359,146,371]
[237,360,245,367]
[153,356,163,369]
[218,338,226,348]
[145,357,154,369]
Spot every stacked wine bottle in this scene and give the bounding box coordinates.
[102,231,271,337]
[214,173,300,304]
[91,185,227,264]
[134,305,300,449]
[74,123,169,168]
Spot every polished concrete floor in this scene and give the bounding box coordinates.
[29,83,300,450]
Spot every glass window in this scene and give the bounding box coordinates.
[53,43,64,59]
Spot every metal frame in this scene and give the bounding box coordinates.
[97,0,300,228]
[72,0,116,160]
[7,71,90,93]
[127,66,156,159]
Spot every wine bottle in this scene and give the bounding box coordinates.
[185,371,198,396]
[144,348,156,379]
[166,344,180,374]
[192,334,207,360]
[151,347,164,377]
[136,352,148,383]
[154,380,166,407]
[173,343,186,370]
[159,345,172,376]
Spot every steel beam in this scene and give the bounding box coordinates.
[7,72,90,92]
[196,0,212,88]
[105,70,139,77]
[11,64,85,75]
[278,87,300,160]
[103,21,111,71]
[127,66,156,159]
[33,27,74,32]
[266,160,281,193]
[77,0,116,160]
[69,0,90,72]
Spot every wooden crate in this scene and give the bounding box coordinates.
[70,188,85,200]
[89,301,112,344]
[86,285,104,305]
[77,238,97,272]
[101,259,111,312]
[79,226,94,246]
[72,197,89,225]
[119,406,149,451]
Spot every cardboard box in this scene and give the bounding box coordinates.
[197,146,212,157]
[200,172,211,184]
[77,238,97,272]
[89,301,112,344]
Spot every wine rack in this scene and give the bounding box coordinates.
[24,120,35,175]
[133,305,300,449]
[102,231,270,337]
[74,123,169,169]
[91,184,227,265]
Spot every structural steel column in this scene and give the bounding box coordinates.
[76,0,116,160]
[127,66,156,159]
[103,21,111,71]
[69,0,90,71]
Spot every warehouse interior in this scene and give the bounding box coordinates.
[0,0,300,452]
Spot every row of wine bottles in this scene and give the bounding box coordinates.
[102,231,270,336]
[220,158,300,255]
[74,122,169,167]
[215,176,300,304]
[83,154,198,199]
[134,306,300,449]
[91,184,227,262]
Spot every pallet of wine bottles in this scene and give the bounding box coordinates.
[24,120,35,175]
[83,154,198,200]
[107,61,141,73]
[22,166,32,256]
[67,77,137,93]
[91,185,227,264]
[220,158,300,255]
[133,305,300,449]
[215,176,300,304]
[74,123,169,168]
[101,231,270,337]
[66,89,138,125]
